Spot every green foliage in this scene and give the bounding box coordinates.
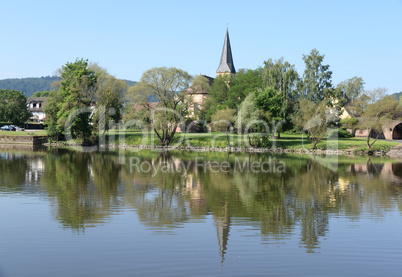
[234,93,260,133]
[359,95,401,149]
[336,77,365,102]
[202,69,263,121]
[126,67,192,146]
[262,57,299,100]
[190,75,211,93]
[300,49,333,103]
[247,133,270,148]
[92,68,127,139]
[254,87,284,122]
[44,59,99,142]
[0,89,31,126]
[254,87,288,136]
[210,108,236,132]
[32,90,54,97]
[293,99,334,149]
[0,76,136,98]
[339,117,358,128]
[228,68,263,107]
[327,128,352,139]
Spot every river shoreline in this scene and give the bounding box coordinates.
[42,142,394,157]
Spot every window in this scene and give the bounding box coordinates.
[194,103,199,115]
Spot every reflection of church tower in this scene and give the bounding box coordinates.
[214,206,231,264]
[216,28,236,76]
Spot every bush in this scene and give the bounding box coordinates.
[327,128,352,139]
[210,109,236,132]
[181,119,208,133]
[340,117,358,128]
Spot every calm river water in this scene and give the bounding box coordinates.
[0,145,401,276]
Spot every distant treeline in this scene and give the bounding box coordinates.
[393,92,402,101]
[0,76,59,97]
[0,76,138,98]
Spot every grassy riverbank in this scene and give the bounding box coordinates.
[105,131,399,151]
[0,130,47,136]
[3,129,397,152]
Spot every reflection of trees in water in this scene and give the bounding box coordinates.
[2,149,401,252]
[40,149,123,231]
[123,151,190,228]
[0,153,28,192]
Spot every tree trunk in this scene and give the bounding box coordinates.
[312,140,318,150]
[366,129,371,149]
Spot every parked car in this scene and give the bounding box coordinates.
[1,125,16,131]
[9,125,24,131]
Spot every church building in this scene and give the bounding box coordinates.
[188,29,236,116]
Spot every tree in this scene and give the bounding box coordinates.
[202,74,230,121]
[44,58,98,142]
[92,68,127,138]
[336,77,364,102]
[127,67,192,146]
[262,57,299,100]
[300,49,333,103]
[234,93,260,133]
[32,90,54,97]
[202,68,263,121]
[190,75,211,93]
[188,75,211,119]
[210,108,236,132]
[365,87,388,104]
[227,68,263,108]
[293,99,335,149]
[359,95,401,149]
[0,89,31,126]
[254,87,285,138]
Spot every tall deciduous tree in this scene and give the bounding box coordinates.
[44,59,98,142]
[202,68,263,121]
[262,57,299,100]
[93,67,127,138]
[127,67,192,146]
[254,87,285,137]
[300,49,333,103]
[0,89,31,126]
[336,77,365,102]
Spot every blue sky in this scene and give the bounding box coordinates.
[0,0,401,93]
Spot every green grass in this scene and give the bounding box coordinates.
[0,130,47,136]
[104,131,399,151]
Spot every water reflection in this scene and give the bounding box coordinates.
[0,147,401,257]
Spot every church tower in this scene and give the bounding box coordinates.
[216,29,236,76]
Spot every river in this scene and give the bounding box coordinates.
[0,146,401,276]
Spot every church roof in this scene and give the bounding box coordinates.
[217,29,236,74]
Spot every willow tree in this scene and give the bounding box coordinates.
[128,67,192,146]
[359,95,401,149]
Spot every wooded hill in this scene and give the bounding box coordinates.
[0,76,137,97]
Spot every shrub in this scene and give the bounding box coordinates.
[210,109,236,132]
[327,128,352,139]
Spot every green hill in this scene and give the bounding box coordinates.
[391,91,402,101]
[0,76,59,97]
[0,76,138,98]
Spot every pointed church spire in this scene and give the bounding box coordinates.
[217,29,236,75]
